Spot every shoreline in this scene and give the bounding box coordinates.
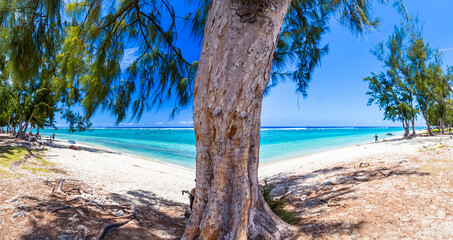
[52,138,195,172]
[1,130,451,239]
[35,129,428,204]
[44,128,414,171]
[259,130,425,176]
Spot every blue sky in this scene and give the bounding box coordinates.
[60,0,453,128]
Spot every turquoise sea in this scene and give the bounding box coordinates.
[39,127,420,168]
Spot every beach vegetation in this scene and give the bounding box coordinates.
[0,146,29,168]
[0,168,16,178]
[419,144,447,152]
[0,145,54,176]
[262,181,300,225]
[366,17,453,137]
[21,166,53,174]
[0,0,92,137]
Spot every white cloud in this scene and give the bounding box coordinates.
[440,48,453,52]
[178,121,193,125]
[156,122,164,125]
[120,47,140,70]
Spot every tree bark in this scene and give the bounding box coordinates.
[424,116,432,136]
[28,125,34,135]
[7,115,11,133]
[440,113,445,134]
[411,118,416,136]
[402,115,410,138]
[184,0,294,239]
[21,111,34,139]
[16,114,23,138]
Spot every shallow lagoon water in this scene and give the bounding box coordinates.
[39,127,418,168]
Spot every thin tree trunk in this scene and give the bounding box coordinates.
[7,115,11,133]
[184,0,294,239]
[37,127,40,137]
[402,115,410,138]
[404,123,410,138]
[28,125,34,135]
[16,114,23,138]
[422,112,432,136]
[440,114,445,134]
[411,118,416,136]
[21,111,34,139]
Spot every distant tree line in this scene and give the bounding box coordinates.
[365,17,453,137]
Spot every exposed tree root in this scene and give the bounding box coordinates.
[48,205,72,214]
[47,178,142,238]
[96,219,131,240]
[97,206,137,240]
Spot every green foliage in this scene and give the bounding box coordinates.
[55,0,405,124]
[0,146,28,168]
[187,0,405,97]
[0,0,92,133]
[262,181,300,225]
[21,166,53,173]
[366,17,453,135]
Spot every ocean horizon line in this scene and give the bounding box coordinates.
[47,125,426,130]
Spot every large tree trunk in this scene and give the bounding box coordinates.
[184,0,294,239]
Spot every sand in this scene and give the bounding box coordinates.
[45,140,196,204]
[1,132,452,239]
[43,130,439,204]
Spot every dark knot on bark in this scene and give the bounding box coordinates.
[213,107,222,116]
[232,0,275,23]
[238,111,248,119]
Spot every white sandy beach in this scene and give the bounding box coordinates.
[2,132,452,239]
[43,130,448,204]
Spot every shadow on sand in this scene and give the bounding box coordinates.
[265,165,429,238]
[18,181,188,240]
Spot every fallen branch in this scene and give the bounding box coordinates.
[378,170,393,177]
[6,195,21,203]
[359,162,370,167]
[48,205,72,214]
[11,211,37,220]
[51,178,64,195]
[63,187,80,194]
[317,181,334,192]
[97,205,138,239]
[97,220,131,240]
[58,178,65,192]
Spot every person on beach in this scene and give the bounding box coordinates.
[374,134,378,142]
[52,133,55,140]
